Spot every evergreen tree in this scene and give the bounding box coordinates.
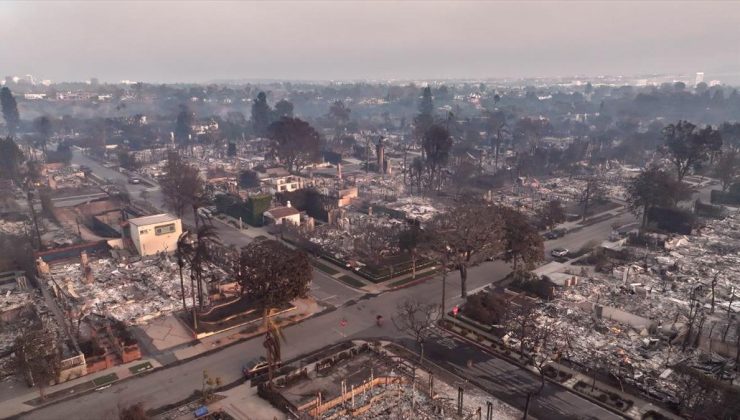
[1,87,20,137]
[34,116,52,154]
[273,99,294,119]
[174,104,195,148]
[419,86,434,116]
[0,137,24,181]
[251,92,272,137]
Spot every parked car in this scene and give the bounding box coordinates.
[551,248,569,258]
[543,228,566,240]
[128,177,141,185]
[242,357,281,378]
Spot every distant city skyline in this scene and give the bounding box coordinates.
[1,1,739,84]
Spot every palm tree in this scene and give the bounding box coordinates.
[262,308,285,387]
[189,225,220,311]
[175,231,193,313]
[191,193,207,229]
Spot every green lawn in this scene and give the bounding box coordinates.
[311,259,340,275]
[129,361,153,374]
[387,271,437,289]
[92,372,119,386]
[337,274,365,288]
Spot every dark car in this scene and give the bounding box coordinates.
[543,228,566,240]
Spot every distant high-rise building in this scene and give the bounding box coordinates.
[89,77,99,86]
[695,72,705,86]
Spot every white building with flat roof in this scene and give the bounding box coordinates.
[128,214,182,256]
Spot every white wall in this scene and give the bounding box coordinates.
[133,219,182,256]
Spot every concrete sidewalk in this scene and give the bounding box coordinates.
[442,316,680,420]
[0,296,323,419]
[0,357,162,418]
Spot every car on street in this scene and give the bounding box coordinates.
[543,228,566,240]
[128,177,141,185]
[550,248,569,258]
[242,357,280,378]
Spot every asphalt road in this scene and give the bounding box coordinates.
[21,258,620,420]
[26,152,644,419]
[421,327,621,420]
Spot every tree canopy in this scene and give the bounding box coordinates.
[0,137,24,181]
[1,87,20,137]
[159,152,204,217]
[237,240,311,308]
[251,92,272,137]
[663,120,722,182]
[267,117,321,173]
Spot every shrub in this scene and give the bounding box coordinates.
[462,289,509,326]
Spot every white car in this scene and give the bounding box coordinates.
[551,248,569,258]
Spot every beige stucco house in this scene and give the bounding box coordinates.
[128,214,182,256]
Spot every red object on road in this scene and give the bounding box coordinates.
[452,305,459,316]
[340,319,347,327]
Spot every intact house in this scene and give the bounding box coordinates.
[127,214,182,256]
[263,202,300,226]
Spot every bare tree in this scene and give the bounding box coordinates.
[428,202,503,298]
[578,175,606,221]
[484,109,508,170]
[504,298,539,357]
[713,150,739,191]
[499,207,544,271]
[526,308,572,393]
[392,299,441,364]
[14,328,61,400]
[422,124,453,191]
[159,152,204,217]
[398,223,424,280]
[682,287,704,351]
[536,199,566,231]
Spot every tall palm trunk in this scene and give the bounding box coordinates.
[459,264,468,298]
[190,273,198,332]
[178,264,187,312]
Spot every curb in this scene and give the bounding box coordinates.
[439,322,634,420]
[9,305,324,419]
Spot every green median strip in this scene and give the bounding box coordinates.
[311,260,340,275]
[388,270,438,289]
[129,361,153,374]
[92,372,119,387]
[337,274,365,288]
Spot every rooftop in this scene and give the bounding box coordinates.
[128,213,179,227]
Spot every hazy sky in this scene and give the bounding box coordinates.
[1,1,739,83]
